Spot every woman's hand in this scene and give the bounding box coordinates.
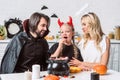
[69,57,92,71]
[78,65,92,71]
[69,57,81,66]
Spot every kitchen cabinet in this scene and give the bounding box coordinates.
[107,40,120,72]
[0,39,120,72]
[0,39,10,64]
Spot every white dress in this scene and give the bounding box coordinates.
[78,35,107,63]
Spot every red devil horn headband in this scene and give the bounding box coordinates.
[58,16,74,27]
[67,16,73,27]
[58,19,64,27]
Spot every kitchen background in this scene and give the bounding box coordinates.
[0,0,120,38]
[0,0,120,71]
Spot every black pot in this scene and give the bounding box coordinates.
[47,58,70,76]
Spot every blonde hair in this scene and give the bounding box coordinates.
[81,12,104,52]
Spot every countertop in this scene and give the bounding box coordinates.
[0,39,120,44]
[110,39,120,44]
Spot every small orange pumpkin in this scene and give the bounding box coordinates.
[70,66,82,73]
[44,74,60,80]
[93,64,107,75]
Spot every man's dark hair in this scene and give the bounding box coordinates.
[23,12,50,37]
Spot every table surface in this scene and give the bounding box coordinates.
[0,70,120,80]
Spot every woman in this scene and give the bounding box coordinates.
[48,16,83,62]
[69,12,110,70]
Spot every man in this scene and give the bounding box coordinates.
[0,12,50,74]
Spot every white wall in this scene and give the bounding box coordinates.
[0,0,120,35]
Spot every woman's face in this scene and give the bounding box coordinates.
[60,24,74,43]
[81,19,89,34]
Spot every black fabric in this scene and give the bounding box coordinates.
[0,32,49,74]
[14,33,48,72]
[48,43,83,61]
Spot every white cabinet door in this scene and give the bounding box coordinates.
[0,42,9,64]
[108,43,120,72]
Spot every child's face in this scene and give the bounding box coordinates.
[60,24,74,42]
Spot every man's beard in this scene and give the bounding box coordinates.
[35,31,45,38]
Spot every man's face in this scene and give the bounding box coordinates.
[36,17,48,37]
